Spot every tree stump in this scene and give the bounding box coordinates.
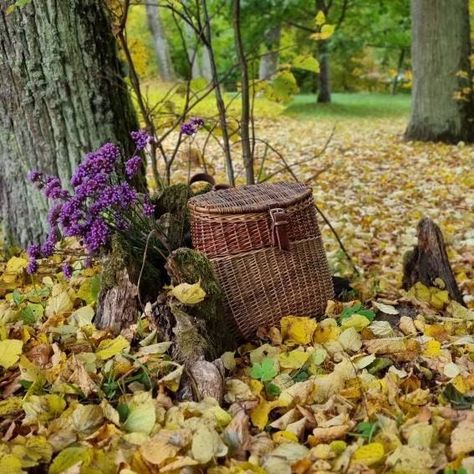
[165,247,237,360]
[402,218,464,305]
[95,238,140,333]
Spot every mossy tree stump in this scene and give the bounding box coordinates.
[165,247,237,361]
[403,218,464,305]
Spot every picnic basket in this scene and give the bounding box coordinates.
[188,180,334,339]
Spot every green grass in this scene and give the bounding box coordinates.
[284,92,411,120]
[142,80,411,122]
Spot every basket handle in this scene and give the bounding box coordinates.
[189,173,232,191]
[270,208,290,251]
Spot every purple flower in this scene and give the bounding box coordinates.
[27,244,41,259]
[27,170,43,183]
[71,143,120,187]
[62,263,73,279]
[48,203,63,226]
[113,214,129,231]
[180,123,196,136]
[59,197,85,236]
[41,233,57,257]
[95,183,137,211]
[75,173,108,200]
[131,130,152,151]
[125,156,142,178]
[143,199,156,218]
[83,218,109,254]
[180,117,204,136]
[43,176,69,200]
[27,135,160,264]
[190,117,204,127]
[26,258,38,275]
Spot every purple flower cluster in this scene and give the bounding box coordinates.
[62,263,73,280]
[25,137,159,274]
[27,170,43,184]
[125,155,142,178]
[26,259,38,275]
[131,130,152,151]
[180,117,204,136]
[70,143,120,188]
[143,198,156,218]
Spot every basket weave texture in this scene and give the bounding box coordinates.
[188,182,334,339]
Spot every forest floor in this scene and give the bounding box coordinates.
[0,102,474,473]
[169,106,474,302]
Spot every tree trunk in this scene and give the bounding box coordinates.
[232,0,253,184]
[391,47,406,95]
[0,0,140,247]
[405,0,474,143]
[316,0,331,103]
[317,40,331,103]
[258,25,280,81]
[145,1,175,82]
[184,21,202,79]
[201,46,213,82]
[402,218,464,305]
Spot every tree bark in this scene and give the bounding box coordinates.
[258,25,280,81]
[317,39,331,103]
[145,1,175,82]
[316,0,331,103]
[183,20,202,79]
[201,45,213,82]
[402,218,464,305]
[391,47,406,95]
[0,0,140,247]
[405,0,474,143]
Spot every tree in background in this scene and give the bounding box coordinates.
[406,0,473,143]
[0,0,141,247]
[287,0,349,103]
[335,0,411,94]
[145,1,176,81]
[259,25,281,81]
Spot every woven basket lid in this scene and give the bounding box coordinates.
[188,182,312,214]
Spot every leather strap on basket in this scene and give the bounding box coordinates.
[189,173,231,191]
[270,208,290,251]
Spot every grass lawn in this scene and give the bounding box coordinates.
[284,92,411,120]
[142,80,411,122]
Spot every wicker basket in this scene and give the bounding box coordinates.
[188,182,333,339]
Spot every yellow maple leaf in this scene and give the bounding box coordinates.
[280,316,317,345]
[278,350,310,369]
[250,398,284,430]
[96,335,130,360]
[169,282,206,305]
[0,339,23,369]
[2,256,28,284]
[353,442,385,466]
[423,339,441,358]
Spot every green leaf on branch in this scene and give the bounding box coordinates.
[292,55,320,74]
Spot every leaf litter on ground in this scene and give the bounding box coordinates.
[0,116,473,473]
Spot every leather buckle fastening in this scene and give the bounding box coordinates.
[270,208,290,251]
